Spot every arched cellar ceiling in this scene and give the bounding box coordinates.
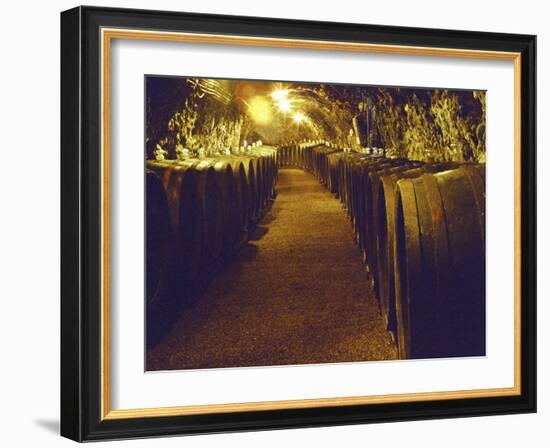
[146,76,486,163]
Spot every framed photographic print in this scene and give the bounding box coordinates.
[60,6,536,442]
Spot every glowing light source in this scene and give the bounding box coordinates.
[247,96,272,125]
[293,111,305,123]
[271,89,289,101]
[271,88,292,113]
[277,98,291,112]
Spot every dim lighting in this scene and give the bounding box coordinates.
[293,111,305,123]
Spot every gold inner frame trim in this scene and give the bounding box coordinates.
[100,27,522,421]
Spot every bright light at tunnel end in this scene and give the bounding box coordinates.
[293,111,305,123]
[271,88,289,102]
[277,98,291,112]
[272,88,292,113]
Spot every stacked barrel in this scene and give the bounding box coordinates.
[288,144,486,360]
[277,141,333,171]
[145,146,278,345]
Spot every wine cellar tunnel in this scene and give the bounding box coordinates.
[145,77,486,370]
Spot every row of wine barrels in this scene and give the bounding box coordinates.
[218,156,250,245]
[250,146,278,215]
[326,152,346,194]
[311,146,344,186]
[290,147,403,292]
[277,141,332,170]
[393,165,486,359]
[361,161,427,295]
[145,147,278,308]
[278,144,306,168]
[328,154,419,282]
[336,153,373,222]
[293,144,485,360]
[147,160,212,282]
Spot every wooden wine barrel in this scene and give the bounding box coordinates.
[256,155,266,211]
[343,154,371,221]
[249,155,263,220]
[212,160,238,261]
[296,145,307,170]
[220,157,249,243]
[283,145,290,166]
[146,159,181,194]
[346,155,359,213]
[249,146,278,217]
[267,151,277,198]
[168,161,204,281]
[362,160,421,287]
[258,153,269,214]
[278,146,285,166]
[261,154,270,206]
[352,158,398,259]
[375,162,456,333]
[342,154,358,208]
[460,164,486,252]
[232,154,259,226]
[302,144,308,169]
[394,165,486,359]
[193,160,226,267]
[314,146,342,187]
[272,148,279,183]
[350,157,375,240]
[337,154,349,207]
[242,157,257,225]
[336,153,349,204]
[326,152,344,194]
[145,170,171,306]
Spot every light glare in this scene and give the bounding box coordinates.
[293,111,305,123]
[271,89,289,101]
[278,98,292,112]
[272,89,292,112]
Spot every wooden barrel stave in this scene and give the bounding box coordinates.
[212,161,238,261]
[394,167,486,359]
[394,178,422,359]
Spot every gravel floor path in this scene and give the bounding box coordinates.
[147,168,397,370]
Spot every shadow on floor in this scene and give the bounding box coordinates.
[259,211,277,225]
[238,243,259,261]
[34,419,59,435]
[249,225,269,241]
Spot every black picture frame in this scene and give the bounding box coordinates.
[61,5,536,442]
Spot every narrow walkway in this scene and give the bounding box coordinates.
[147,168,397,370]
